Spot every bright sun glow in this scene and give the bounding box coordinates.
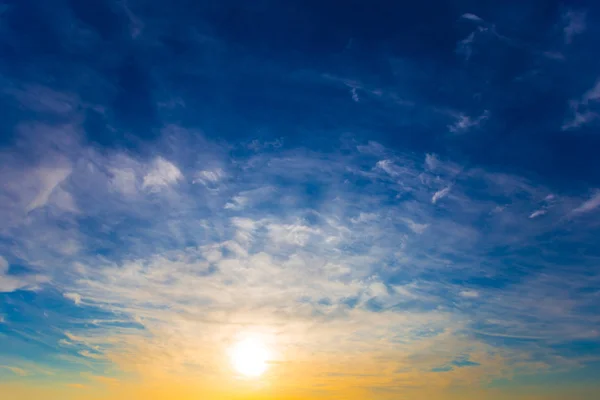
[229,337,270,377]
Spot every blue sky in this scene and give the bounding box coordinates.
[1,1,600,399]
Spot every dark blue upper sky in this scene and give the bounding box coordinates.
[2,0,600,188]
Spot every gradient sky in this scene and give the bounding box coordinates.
[1,1,600,399]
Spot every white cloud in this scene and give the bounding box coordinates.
[26,166,73,212]
[356,141,385,155]
[120,1,144,39]
[563,81,600,130]
[142,157,183,190]
[193,168,225,186]
[267,223,319,247]
[456,31,476,60]
[491,205,506,214]
[350,87,359,102]
[529,209,547,219]
[376,159,397,176]
[109,167,138,195]
[425,153,439,171]
[432,187,451,204]
[0,255,48,293]
[351,213,378,224]
[459,290,479,298]
[64,292,82,305]
[225,187,274,210]
[375,159,415,178]
[562,110,598,130]
[582,80,600,104]
[402,218,429,234]
[448,110,489,133]
[563,10,586,44]
[573,191,600,215]
[461,13,483,23]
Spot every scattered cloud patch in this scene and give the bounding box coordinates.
[225,186,274,210]
[109,167,138,195]
[193,168,225,187]
[448,111,489,133]
[248,138,283,151]
[142,157,183,190]
[26,166,73,212]
[562,110,598,130]
[563,10,586,44]
[563,81,600,130]
[402,218,429,234]
[459,290,479,298]
[424,153,439,171]
[0,256,48,293]
[529,209,547,219]
[572,191,600,215]
[432,186,451,204]
[64,292,82,305]
[461,13,484,23]
[350,87,359,102]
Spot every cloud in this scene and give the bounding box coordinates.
[581,80,600,105]
[0,256,48,293]
[0,366,28,376]
[351,213,378,224]
[432,187,451,204]
[572,191,600,215]
[456,31,477,60]
[119,1,144,38]
[425,153,439,171]
[350,87,359,102]
[461,13,484,23]
[563,10,586,44]
[459,290,479,298]
[193,168,225,187]
[109,167,138,196]
[142,157,183,190]
[225,186,275,210]
[64,292,82,305]
[529,209,547,219]
[402,218,429,234]
[26,166,74,212]
[448,111,489,133]
[562,80,600,130]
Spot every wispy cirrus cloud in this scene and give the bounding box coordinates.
[448,111,489,133]
[431,186,451,204]
[563,80,600,130]
[572,191,600,215]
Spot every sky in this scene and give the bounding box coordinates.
[1,0,600,399]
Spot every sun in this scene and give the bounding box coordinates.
[229,337,270,377]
